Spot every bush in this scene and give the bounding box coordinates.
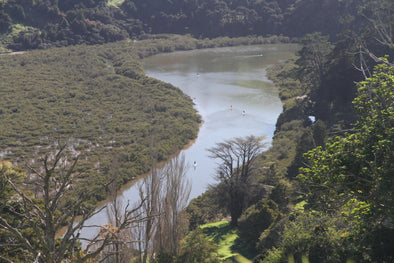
[177,228,220,263]
[261,212,346,263]
[238,199,279,245]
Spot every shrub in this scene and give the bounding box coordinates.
[238,199,279,245]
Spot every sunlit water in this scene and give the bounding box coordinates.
[80,44,298,242]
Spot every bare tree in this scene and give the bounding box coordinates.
[100,165,138,263]
[207,135,266,226]
[357,0,394,72]
[136,164,162,263]
[99,194,144,263]
[0,144,140,263]
[155,154,191,256]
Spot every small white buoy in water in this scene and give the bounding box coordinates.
[242,110,246,116]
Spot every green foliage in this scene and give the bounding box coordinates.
[0,0,372,51]
[252,11,393,260]
[0,37,203,205]
[267,57,304,101]
[299,63,394,213]
[107,0,125,7]
[0,8,12,33]
[275,100,308,131]
[200,221,251,262]
[238,200,279,245]
[208,135,267,226]
[262,212,346,263]
[312,120,327,147]
[186,190,223,230]
[262,118,310,178]
[0,162,32,262]
[282,0,360,40]
[153,252,176,263]
[298,63,394,262]
[0,161,24,201]
[313,38,361,123]
[256,216,288,258]
[268,182,290,208]
[177,228,220,263]
[295,33,333,89]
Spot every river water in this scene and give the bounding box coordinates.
[80,44,298,241]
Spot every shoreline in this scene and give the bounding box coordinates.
[56,122,202,238]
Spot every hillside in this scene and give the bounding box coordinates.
[0,0,393,262]
[0,0,362,52]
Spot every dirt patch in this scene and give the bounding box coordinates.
[0,51,26,56]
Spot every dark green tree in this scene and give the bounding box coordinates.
[207,135,266,226]
[176,228,219,263]
[0,7,12,33]
[238,199,279,245]
[296,33,333,92]
[262,211,346,263]
[299,62,394,261]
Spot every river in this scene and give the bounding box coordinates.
[80,43,298,241]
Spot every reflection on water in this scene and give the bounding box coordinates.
[80,44,298,241]
[142,44,298,199]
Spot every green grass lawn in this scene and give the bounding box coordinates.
[200,221,253,263]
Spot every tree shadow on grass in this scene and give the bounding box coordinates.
[202,221,236,244]
[231,236,257,261]
[201,221,256,262]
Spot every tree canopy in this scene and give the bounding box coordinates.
[296,62,394,262]
[0,0,377,51]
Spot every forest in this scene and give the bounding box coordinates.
[0,0,393,262]
[0,0,364,51]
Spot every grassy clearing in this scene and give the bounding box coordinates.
[200,221,253,263]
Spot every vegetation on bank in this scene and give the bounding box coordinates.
[1,0,393,262]
[187,46,393,263]
[185,2,393,262]
[0,33,291,205]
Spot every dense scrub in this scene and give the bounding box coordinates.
[0,35,203,204]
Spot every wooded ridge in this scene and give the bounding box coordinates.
[0,0,361,52]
